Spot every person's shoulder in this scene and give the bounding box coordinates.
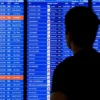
[94,51,100,62]
[91,49,100,59]
[53,56,74,80]
[95,51,100,57]
[55,56,74,71]
[62,56,76,65]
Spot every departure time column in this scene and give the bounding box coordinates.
[49,2,63,89]
[62,2,72,60]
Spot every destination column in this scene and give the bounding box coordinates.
[27,1,48,100]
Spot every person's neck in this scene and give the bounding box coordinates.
[71,44,92,55]
[72,47,83,54]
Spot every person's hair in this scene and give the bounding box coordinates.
[65,6,99,48]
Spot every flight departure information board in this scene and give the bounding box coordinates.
[92,0,100,52]
[27,0,88,100]
[0,0,24,100]
[0,0,100,100]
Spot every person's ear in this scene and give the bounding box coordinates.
[66,32,72,49]
[66,32,71,41]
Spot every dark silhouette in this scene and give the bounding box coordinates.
[50,6,100,100]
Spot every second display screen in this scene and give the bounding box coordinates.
[27,0,88,100]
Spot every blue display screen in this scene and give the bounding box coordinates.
[0,0,24,100]
[92,0,100,19]
[27,0,88,100]
[92,0,100,52]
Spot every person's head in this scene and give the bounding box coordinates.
[65,6,99,52]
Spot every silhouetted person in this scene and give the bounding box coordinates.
[50,6,100,100]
